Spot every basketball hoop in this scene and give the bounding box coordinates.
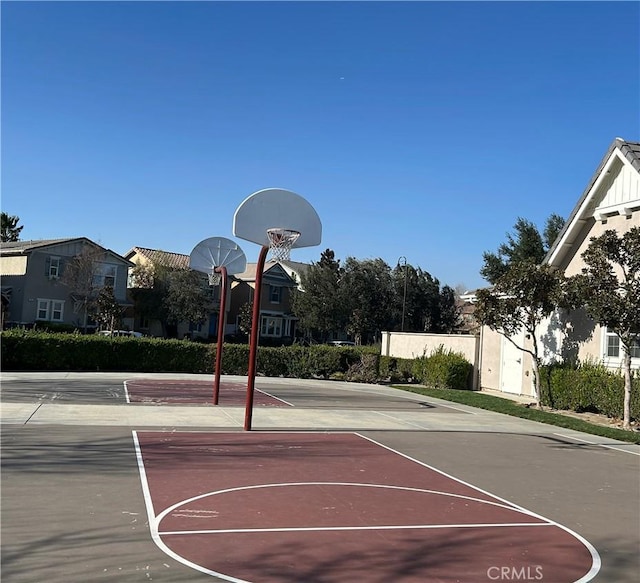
[267,228,300,262]
[208,271,222,286]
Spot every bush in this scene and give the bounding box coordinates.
[379,356,414,382]
[541,361,639,420]
[0,330,212,373]
[412,345,472,390]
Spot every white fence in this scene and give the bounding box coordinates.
[380,331,480,390]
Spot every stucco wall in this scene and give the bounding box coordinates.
[381,331,479,389]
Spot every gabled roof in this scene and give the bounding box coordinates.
[0,237,88,254]
[125,247,190,270]
[544,137,640,268]
[235,261,300,284]
[0,237,132,265]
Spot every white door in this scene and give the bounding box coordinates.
[500,331,524,394]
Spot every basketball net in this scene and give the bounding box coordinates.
[267,228,300,262]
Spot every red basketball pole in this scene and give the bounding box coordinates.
[212,266,228,405]
[244,245,268,431]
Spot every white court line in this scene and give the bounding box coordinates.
[160,522,552,536]
[374,410,432,430]
[153,481,549,527]
[553,433,640,456]
[255,387,294,407]
[355,433,601,583]
[132,431,250,583]
[133,431,601,583]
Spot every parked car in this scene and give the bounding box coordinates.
[327,340,356,347]
[98,330,143,338]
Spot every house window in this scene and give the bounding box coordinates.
[49,257,61,279]
[604,329,640,358]
[36,299,64,322]
[269,285,282,304]
[93,263,117,288]
[261,315,283,337]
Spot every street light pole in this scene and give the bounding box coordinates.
[398,256,408,332]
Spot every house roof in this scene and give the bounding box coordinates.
[544,137,640,268]
[0,237,132,265]
[0,237,88,254]
[125,247,190,270]
[235,260,305,283]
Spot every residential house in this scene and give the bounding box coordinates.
[123,246,220,339]
[0,238,133,331]
[228,260,307,343]
[479,138,640,397]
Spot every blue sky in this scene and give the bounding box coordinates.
[3,1,638,291]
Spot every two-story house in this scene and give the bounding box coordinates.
[479,137,640,397]
[228,260,307,343]
[0,238,132,330]
[123,246,221,339]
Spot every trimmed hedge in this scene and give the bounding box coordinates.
[3,330,637,422]
[540,362,639,420]
[0,330,378,378]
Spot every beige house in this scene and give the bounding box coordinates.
[228,260,307,343]
[123,246,220,339]
[480,138,640,397]
[0,238,132,331]
[124,246,307,342]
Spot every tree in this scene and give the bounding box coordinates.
[164,270,213,328]
[475,261,566,407]
[1,212,23,242]
[94,286,123,331]
[129,262,171,335]
[436,285,461,334]
[569,227,640,429]
[481,214,564,284]
[238,302,253,335]
[291,249,347,341]
[342,257,394,344]
[60,245,105,332]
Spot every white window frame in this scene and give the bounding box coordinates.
[602,328,640,362]
[260,315,283,337]
[36,299,65,322]
[49,256,61,279]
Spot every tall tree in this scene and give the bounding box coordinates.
[60,245,105,332]
[436,285,461,334]
[1,212,23,242]
[475,261,566,407]
[291,249,347,341]
[342,257,394,344]
[569,227,640,429]
[481,214,564,284]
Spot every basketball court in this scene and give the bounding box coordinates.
[135,430,599,583]
[125,379,290,407]
[2,372,639,582]
[2,190,638,581]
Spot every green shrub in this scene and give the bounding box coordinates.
[379,356,414,382]
[412,346,472,390]
[541,361,639,420]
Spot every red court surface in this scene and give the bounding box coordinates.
[134,431,600,583]
[125,379,290,407]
